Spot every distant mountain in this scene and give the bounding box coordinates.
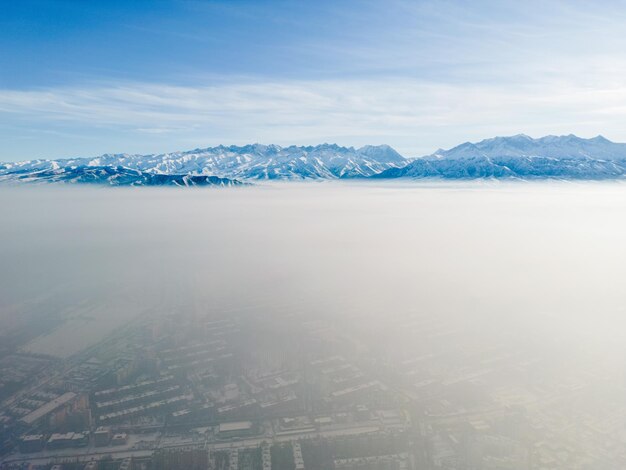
[0,165,241,187]
[4,136,626,185]
[1,144,406,183]
[374,134,626,179]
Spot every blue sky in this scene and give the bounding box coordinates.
[2,0,626,160]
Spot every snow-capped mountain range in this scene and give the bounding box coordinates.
[3,135,626,185]
[429,134,626,161]
[375,134,626,179]
[0,144,406,184]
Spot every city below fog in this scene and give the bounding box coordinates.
[1,181,626,469]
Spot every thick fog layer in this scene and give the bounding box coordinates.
[1,182,626,356]
[2,181,626,467]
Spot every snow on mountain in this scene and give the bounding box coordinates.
[433,134,626,160]
[374,135,626,179]
[1,144,407,183]
[5,136,626,184]
[0,165,241,187]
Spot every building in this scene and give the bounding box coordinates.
[293,442,305,470]
[111,433,128,446]
[48,432,77,449]
[229,449,238,470]
[94,426,111,447]
[20,392,77,425]
[118,458,133,470]
[19,434,45,453]
[74,432,88,447]
[355,405,370,421]
[217,421,255,439]
[152,447,209,470]
[261,442,271,470]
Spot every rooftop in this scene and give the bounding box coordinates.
[218,421,253,433]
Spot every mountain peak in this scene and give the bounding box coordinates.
[6,136,626,185]
[434,134,624,161]
[1,143,406,182]
[375,134,626,180]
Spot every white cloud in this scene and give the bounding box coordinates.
[1,75,626,157]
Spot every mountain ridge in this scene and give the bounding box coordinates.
[375,134,626,180]
[429,134,626,161]
[0,165,242,187]
[3,135,626,184]
[1,143,406,182]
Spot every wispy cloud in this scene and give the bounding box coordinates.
[3,0,626,159]
[1,74,626,159]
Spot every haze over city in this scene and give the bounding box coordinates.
[3,2,626,470]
